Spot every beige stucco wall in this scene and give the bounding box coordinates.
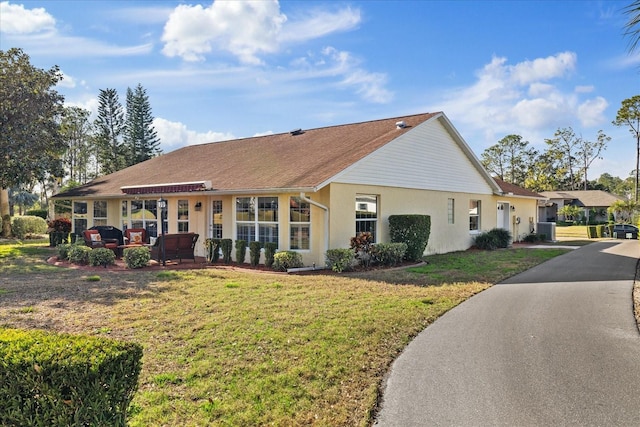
[72,187,540,267]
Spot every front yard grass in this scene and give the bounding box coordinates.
[0,241,569,426]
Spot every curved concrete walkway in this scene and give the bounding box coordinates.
[374,240,640,426]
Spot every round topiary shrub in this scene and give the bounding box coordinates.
[68,245,92,264]
[11,215,48,239]
[57,243,73,260]
[123,246,150,269]
[272,251,303,271]
[88,248,116,267]
[325,248,357,273]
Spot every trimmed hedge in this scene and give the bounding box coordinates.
[0,328,142,427]
[220,239,233,264]
[249,241,262,267]
[273,251,303,271]
[11,216,48,239]
[88,248,116,267]
[264,243,278,268]
[325,248,356,273]
[235,239,247,264]
[123,246,150,269]
[389,215,431,262]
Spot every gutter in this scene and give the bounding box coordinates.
[299,192,329,255]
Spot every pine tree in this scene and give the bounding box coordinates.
[94,88,125,174]
[61,106,95,184]
[124,83,161,166]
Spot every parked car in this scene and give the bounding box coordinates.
[613,224,639,239]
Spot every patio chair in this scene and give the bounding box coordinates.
[124,228,147,245]
[82,229,119,253]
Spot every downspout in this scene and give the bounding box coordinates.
[300,192,329,256]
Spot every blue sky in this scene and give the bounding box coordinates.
[2,0,639,181]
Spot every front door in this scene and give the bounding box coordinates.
[497,202,510,231]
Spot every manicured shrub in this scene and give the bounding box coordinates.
[11,216,47,239]
[325,248,357,273]
[123,246,150,269]
[26,209,47,220]
[68,245,92,264]
[220,239,233,264]
[57,243,73,260]
[0,328,142,427]
[474,232,498,250]
[272,251,303,271]
[249,241,262,267]
[350,232,375,268]
[596,224,605,238]
[235,239,247,264]
[372,242,408,266]
[264,242,278,268]
[587,226,597,238]
[88,248,116,267]
[389,215,431,262]
[204,238,221,263]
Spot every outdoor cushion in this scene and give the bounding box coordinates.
[129,231,143,244]
[90,233,101,242]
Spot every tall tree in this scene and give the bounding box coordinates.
[576,130,610,190]
[0,48,65,236]
[545,127,583,190]
[481,134,536,187]
[524,150,565,192]
[613,95,640,201]
[94,88,125,174]
[61,106,95,184]
[624,0,640,53]
[124,83,161,166]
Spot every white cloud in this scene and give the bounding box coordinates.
[153,118,235,152]
[433,52,607,145]
[161,0,361,64]
[0,1,55,34]
[577,96,608,127]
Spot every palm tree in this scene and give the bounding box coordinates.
[624,1,640,53]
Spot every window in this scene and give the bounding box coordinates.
[469,200,481,231]
[211,200,223,239]
[122,199,159,238]
[356,194,378,242]
[177,200,189,232]
[447,198,455,224]
[73,201,87,233]
[236,196,279,246]
[93,201,107,226]
[290,196,311,250]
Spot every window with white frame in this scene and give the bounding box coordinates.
[211,200,223,239]
[355,194,378,242]
[469,200,481,231]
[290,196,310,250]
[177,200,189,232]
[447,198,455,224]
[122,199,159,237]
[236,196,279,245]
[93,201,108,226]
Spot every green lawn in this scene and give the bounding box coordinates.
[0,241,569,426]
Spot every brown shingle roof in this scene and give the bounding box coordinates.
[492,177,544,198]
[56,113,440,198]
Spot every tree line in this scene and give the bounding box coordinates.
[479,99,640,200]
[0,48,161,235]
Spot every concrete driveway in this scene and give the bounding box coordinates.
[374,240,640,426]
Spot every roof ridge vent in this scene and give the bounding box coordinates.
[396,121,407,129]
[290,128,304,136]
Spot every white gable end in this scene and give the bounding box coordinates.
[333,117,495,194]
